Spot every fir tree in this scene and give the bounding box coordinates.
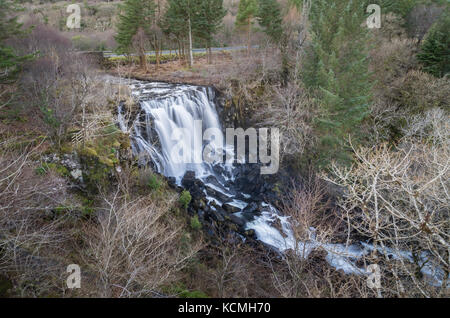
[0,0,31,84]
[161,0,202,67]
[305,0,373,166]
[115,0,156,70]
[161,0,188,61]
[196,0,227,63]
[256,0,283,44]
[417,9,450,78]
[235,0,258,53]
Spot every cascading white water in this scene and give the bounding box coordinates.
[117,79,447,288]
[119,81,239,209]
[126,82,227,181]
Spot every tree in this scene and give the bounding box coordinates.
[256,0,283,44]
[324,108,449,297]
[161,0,203,68]
[115,0,156,71]
[303,0,372,167]
[256,0,289,81]
[196,0,226,64]
[417,9,450,78]
[0,0,30,84]
[150,0,164,69]
[161,0,188,62]
[235,0,258,54]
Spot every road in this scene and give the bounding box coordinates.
[103,45,259,58]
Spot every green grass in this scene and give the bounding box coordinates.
[106,52,207,65]
[179,190,192,210]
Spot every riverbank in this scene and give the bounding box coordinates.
[105,51,234,88]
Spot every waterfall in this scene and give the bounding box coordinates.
[126,82,227,181]
[119,81,239,209]
[117,80,447,287]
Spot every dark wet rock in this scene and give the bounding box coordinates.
[167,177,177,187]
[229,213,246,228]
[182,171,205,198]
[244,229,256,239]
[242,202,259,214]
[241,211,257,223]
[222,203,241,213]
[209,207,226,222]
[204,185,230,202]
[182,171,196,185]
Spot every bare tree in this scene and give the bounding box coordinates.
[324,108,449,297]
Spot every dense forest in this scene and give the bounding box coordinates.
[0,0,449,298]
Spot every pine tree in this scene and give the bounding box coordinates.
[0,0,31,84]
[115,0,156,71]
[256,0,283,44]
[196,0,227,64]
[235,0,258,54]
[417,9,450,78]
[161,0,202,67]
[161,0,188,61]
[305,0,372,166]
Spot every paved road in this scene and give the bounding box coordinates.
[103,45,259,58]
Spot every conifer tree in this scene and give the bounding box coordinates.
[235,0,258,53]
[304,0,372,166]
[0,0,31,84]
[115,0,156,71]
[196,0,227,64]
[161,0,202,67]
[417,9,450,78]
[161,0,188,61]
[256,0,283,44]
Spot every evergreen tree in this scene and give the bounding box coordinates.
[0,0,30,83]
[304,0,372,166]
[256,0,283,44]
[235,0,258,53]
[417,9,450,78]
[196,0,226,63]
[161,0,202,67]
[115,0,156,70]
[161,0,188,61]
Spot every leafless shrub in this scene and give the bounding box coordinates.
[14,23,97,147]
[265,174,375,298]
[370,38,418,92]
[20,51,93,146]
[206,240,254,298]
[324,109,449,297]
[407,5,443,41]
[371,13,408,41]
[185,239,277,298]
[368,38,418,142]
[0,143,73,297]
[8,21,72,56]
[393,70,450,113]
[254,82,317,160]
[82,185,203,298]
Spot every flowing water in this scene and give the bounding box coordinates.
[117,79,446,287]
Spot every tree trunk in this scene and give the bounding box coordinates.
[139,52,147,72]
[208,44,212,64]
[178,39,182,62]
[188,16,193,68]
[139,34,147,72]
[155,35,160,70]
[247,17,251,55]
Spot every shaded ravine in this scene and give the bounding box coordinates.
[117,80,447,287]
